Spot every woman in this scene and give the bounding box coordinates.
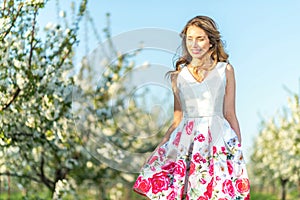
[133,15,250,200]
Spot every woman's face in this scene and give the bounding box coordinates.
[186,25,211,60]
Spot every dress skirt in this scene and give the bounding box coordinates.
[133,115,250,200]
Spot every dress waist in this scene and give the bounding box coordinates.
[183,111,223,118]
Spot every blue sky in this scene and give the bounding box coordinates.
[39,0,300,160]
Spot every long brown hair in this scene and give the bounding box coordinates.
[166,16,229,80]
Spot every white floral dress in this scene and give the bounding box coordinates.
[133,62,250,200]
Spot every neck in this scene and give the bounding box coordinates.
[190,57,213,69]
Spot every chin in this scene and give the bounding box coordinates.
[191,54,204,59]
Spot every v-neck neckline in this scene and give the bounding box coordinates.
[185,64,217,84]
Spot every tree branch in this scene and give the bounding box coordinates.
[28,5,38,70]
[0,132,34,147]
[1,2,23,42]
[55,0,88,69]
[2,0,7,11]
[11,132,33,138]
[0,86,20,111]
[39,151,55,190]
[0,172,40,183]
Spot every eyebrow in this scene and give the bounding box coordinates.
[186,36,206,38]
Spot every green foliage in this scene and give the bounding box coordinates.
[0,0,88,198]
[250,94,300,200]
[0,1,169,199]
[72,22,169,198]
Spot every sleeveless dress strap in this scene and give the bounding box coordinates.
[215,62,228,87]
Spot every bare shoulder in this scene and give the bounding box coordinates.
[225,63,234,73]
[170,71,180,84]
[225,63,235,81]
[169,71,180,92]
[170,71,179,79]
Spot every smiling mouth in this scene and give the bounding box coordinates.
[191,49,201,54]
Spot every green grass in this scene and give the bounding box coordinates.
[0,193,23,200]
[0,192,52,200]
[250,191,278,200]
[1,190,298,200]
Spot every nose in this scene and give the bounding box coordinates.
[191,39,198,47]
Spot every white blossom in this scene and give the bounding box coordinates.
[102,128,114,136]
[45,22,55,30]
[0,17,10,30]
[64,28,71,35]
[25,0,44,5]
[25,116,35,128]
[59,11,66,18]
[86,161,93,168]
[251,95,300,187]
[53,179,71,200]
[16,73,27,88]
[108,82,120,96]
[13,59,23,69]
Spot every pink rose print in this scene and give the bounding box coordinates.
[133,176,151,194]
[158,147,166,161]
[193,152,206,163]
[150,171,170,194]
[150,166,156,171]
[167,191,176,200]
[198,196,208,200]
[180,186,185,199]
[186,194,190,200]
[208,127,212,143]
[185,121,194,135]
[158,147,166,156]
[218,198,228,200]
[189,161,195,175]
[174,159,186,178]
[226,160,233,175]
[200,178,207,184]
[193,153,201,163]
[195,133,205,142]
[213,146,217,155]
[221,146,226,155]
[235,178,250,194]
[162,161,176,173]
[245,193,250,200]
[173,131,182,146]
[148,156,158,165]
[204,178,213,198]
[222,179,235,198]
[209,162,214,176]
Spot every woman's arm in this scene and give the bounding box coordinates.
[157,73,183,147]
[223,63,242,143]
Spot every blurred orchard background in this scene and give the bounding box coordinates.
[0,0,299,199]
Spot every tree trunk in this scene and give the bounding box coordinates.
[298,177,300,198]
[271,180,276,195]
[280,178,288,200]
[99,181,106,200]
[7,174,10,200]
